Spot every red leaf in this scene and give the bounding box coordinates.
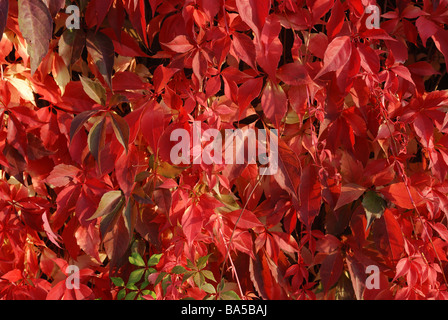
[357,43,380,74]
[153,65,177,94]
[379,182,423,210]
[1,269,23,283]
[298,166,322,227]
[153,188,172,216]
[315,36,351,78]
[75,224,101,263]
[256,15,282,79]
[123,0,147,46]
[46,164,80,187]
[308,33,328,59]
[192,49,208,83]
[273,138,301,210]
[107,0,125,40]
[311,0,335,23]
[225,209,264,229]
[102,28,149,57]
[363,159,395,187]
[162,35,195,53]
[42,211,62,248]
[416,16,440,47]
[115,145,145,197]
[261,79,287,128]
[326,0,344,39]
[237,77,263,114]
[85,0,113,30]
[140,101,166,154]
[270,231,299,253]
[249,251,288,299]
[334,183,366,210]
[181,205,203,246]
[432,29,448,67]
[277,62,312,86]
[391,65,415,86]
[408,61,439,76]
[413,113,434,148]
[372,208,404,263]
[112,71,146,92]
[61,217,81,259]
[320,250,343,293]
[345,255,367,299]
[235,0,271,38]
[102,213,130,265]
[18,0,53,74]
[231,32,256,70]
[199,0,221,20]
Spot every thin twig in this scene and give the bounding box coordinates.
[379,101,448,287]
[219,176,263,297]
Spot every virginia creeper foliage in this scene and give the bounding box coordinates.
[0,0,448,300]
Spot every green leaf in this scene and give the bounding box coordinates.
[221,290,241,300]
[86,30,114,89]
[128,268,145,284]
[88,190,123,221]
[123,198,137,239]
[182,271,195,283]
[109,112,130,153]
[99,202,122,238]
[140,280,150,290]
[155,272,167,286]
[134,171,150,182]
[172,266,186,274]
[79,75,107,105]
[186,259,195,270]
[125,291,138,300]
[197,254,212,270]
[161,276,170,294]
[18,0,53,74]
[111,277,125,287]
[87,117,106,165]
[126,283,138,290]
[201,270,216,282]
[362,190,386,230]
[141,290,156,299]
[69,109,99,142]
[193,272,205,287]
[148,253,162,266]
[201,283,216,294]
[117,288,127,300]
[217,279,225,292]
[129,252,145,267]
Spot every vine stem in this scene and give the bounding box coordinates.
[378,100,448,288]
[217,226,245,299]
[218,175,263,298]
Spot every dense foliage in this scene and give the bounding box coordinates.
[1,0,448,300]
